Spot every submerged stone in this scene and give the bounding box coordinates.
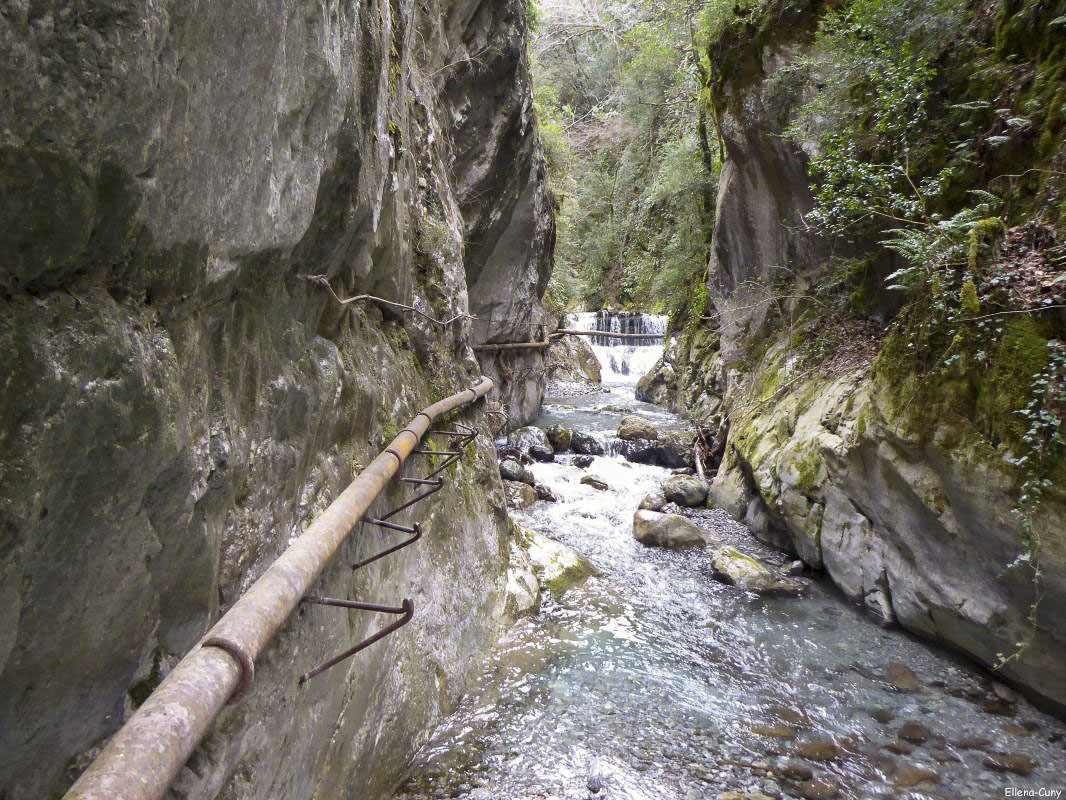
[711,546,808,594]
[571,430,606,455]
[580,475,609,491]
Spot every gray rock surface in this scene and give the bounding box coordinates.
[0,1,551,797]
[632,510,705,548]
[639,492,668,512]
[500,458,536,486]
[546,334,602,384]
[509,425,552,453]
[711,547,808,595]
[571,431,606,456]
[617,415,658,441]
[662,475,710,507]
[545,424,572,451]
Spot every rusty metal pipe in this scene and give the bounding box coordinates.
[65,376,493,800]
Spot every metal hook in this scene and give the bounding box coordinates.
[353,521,422,570]
[298,597,414,683]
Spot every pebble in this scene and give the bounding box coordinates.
[768,705,808,726]
[982,752,1037,775]
[884,739,914,755]
[1002,723,1032,737]
[992,682,1021,703]
[894,766,939,787]
[798,776,839,799]
[885,662,921,692]
[752,723,798,740]
[869,708,894,723]
[930,748,960,763]
[780,763,814,781]
[982,698,1016,716]
[793,739,841,761]
[898,721,931,744]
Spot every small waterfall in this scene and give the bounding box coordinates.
[565,311,667,383]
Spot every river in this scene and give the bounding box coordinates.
[395,315,1066,800]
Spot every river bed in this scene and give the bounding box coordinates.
[395,331,1066,800]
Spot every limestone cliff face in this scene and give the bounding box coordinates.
[642,11,1066,710]
[0,2,551,798]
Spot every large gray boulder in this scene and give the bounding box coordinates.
[632,510,705,548]
[653,430,696,468]
[662,475,709,507]
[617,415,658,441]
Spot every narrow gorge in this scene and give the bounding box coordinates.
[1,0,1064,799]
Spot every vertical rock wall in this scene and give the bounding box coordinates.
[0,1,552,798]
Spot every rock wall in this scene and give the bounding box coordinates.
[640,6,1066,711]
[0,1,551,798]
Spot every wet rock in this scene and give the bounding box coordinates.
[504,480,538,509]
[618,415,658,441]
[509,426,551,453]
[869,708,895,723]
[534,484,557,502]
[616,437,659,463]
[1002,723,1031,737]
[751,723,797,740]
[898,721,931,744]
[500,458,535,486]
[546,335,602,384]
[712,547,809,595]
[504,523,540,619]
[992,682,1021,704]
[884,739,914,755]
[779,762,813,781]
[793,739,842,761]
[638,492,667,511]
[784,560,806,576]
[885,662,921,692]
[671,467,695,475]
[653,429,697,468]
[982,752,1036,775]
[982,697,1016,716]
[716,793,774,800]
[955,736,991,750]
[798,776,838,799]
[545,424,572,452]
[580,475,609,491]
[572,454,595,468]
[662,475,709,507]
[586,774,604,794]
[930,748,959,763]
[497,444,532,464]
[528,444,554,462]
[571,430,606,455]
[768,705,809,726]
[632,510,705,548]
[599,403,634,414]
[894,766,939,787]
[518,526,598,598]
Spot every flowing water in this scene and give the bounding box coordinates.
[396,316,1066,800]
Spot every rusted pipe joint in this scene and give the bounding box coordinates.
[202,636,255,703]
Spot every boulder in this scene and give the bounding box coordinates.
[572,454,594,468]
[632,510,705,548]
[535,483,557,502]
[638,492,667,511]
[617,415,657,441]
[662,475,709,507]
[711,546,808,594]
[509,426,551,453]
[615,438,658,463]
[504,480,538,509]
[528,444,554,463]
[580,475,609,491]
[653,430,696,468]
[545,334,602,384]
[504,526,541,619]
[499,458,535,486]
[545,424,572,451]
[571,430,605,455]
[518,526,598,597]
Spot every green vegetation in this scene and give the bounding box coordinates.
[530,0,722,316]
